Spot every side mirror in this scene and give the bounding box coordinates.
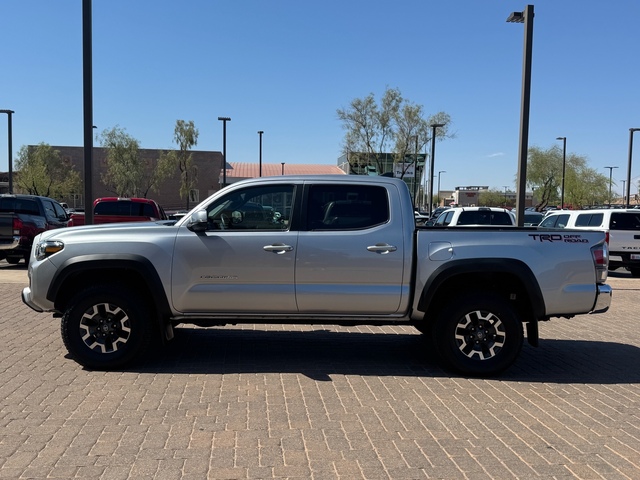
[186,210,208,232]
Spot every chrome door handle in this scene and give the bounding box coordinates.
[263,243,294,254]
[367,243,397,254]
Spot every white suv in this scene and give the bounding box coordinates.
[539,209,640,276]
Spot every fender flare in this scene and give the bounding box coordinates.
[417,257,546,320]
[47,254,172,319]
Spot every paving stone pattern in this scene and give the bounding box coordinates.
[0,271,639,479]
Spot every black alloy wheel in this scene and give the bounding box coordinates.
[433,293,523,376]
[61,286,153,369]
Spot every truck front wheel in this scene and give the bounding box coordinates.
[433,293,523,377]
[61,286,153,369]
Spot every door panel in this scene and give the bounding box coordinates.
[295,184,405,314]
[172,230,298,313]
[171,183,297,314]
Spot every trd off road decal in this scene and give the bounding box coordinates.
[529,234,589,243]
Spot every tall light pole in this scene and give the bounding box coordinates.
[556,136,566,209]
[258,130,264,177]
[0,109,14,194]
[507,4,534,226]
[437,171,446,206]
[218,117,231,187]
[412,135,419,207]
[82,0,94,224]
[626,128,640,208]
[605,166,618,206]
[428,123,445,217]
[621,180,626,205]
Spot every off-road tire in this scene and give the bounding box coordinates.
[61,285,153,369]
[433,292,523,377]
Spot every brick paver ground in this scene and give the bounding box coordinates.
[1,262,638,479]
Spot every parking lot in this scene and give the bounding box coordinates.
[1,261,639,479]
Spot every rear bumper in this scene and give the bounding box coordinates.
[609,252,640,270]
[592,284,612,314]
[0,236,20,250]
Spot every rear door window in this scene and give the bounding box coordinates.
[610,212,640,230]
[575,213,604,227]
[306,184,388,230]
[0,197,40,215]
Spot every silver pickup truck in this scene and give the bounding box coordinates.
[22,175,611,376]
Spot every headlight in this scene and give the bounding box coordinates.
[35,240,64,260]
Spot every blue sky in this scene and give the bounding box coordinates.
[1,0,639,195]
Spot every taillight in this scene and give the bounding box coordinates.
[605,231,609,244]
[591,242,608,283]
[12,217,23,236]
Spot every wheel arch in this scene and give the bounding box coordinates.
[47,255,172,328]
[417,258,545,335]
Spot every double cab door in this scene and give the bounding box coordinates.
[171,180,406,316]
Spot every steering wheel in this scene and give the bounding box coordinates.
[219,213,229,230]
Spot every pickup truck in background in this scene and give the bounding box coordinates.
[22,176,611,376]
[0,194,69,264]
[539,208,640,276]
[68,197,168,226]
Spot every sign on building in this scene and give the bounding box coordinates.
[394,163,415,178]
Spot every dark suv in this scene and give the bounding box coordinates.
[0,194,69,264]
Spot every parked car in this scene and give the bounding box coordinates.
[414,211,430,226]
[429,206,449,221]
[167,210,189,221]
[523,211,544,226]
[68,197,168,226]
[0,194,69,264]
[432,207,516,226]
[538,208,640,276]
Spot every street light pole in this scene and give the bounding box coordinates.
[626,128,640,208]
[258,131,264,177]
[218,117,231,187]
[437,171,446,206]
[556,136,566,209]
[622,180,626,205]
[428,123,445,217]
[412,135,419,208]
[507,4,535,227]
[605,166,618,206]
[0,110,14,194]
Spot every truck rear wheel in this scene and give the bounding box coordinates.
[433,293,523,377]
[61,286,153,369]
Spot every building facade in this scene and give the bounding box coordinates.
[2,146,344,212]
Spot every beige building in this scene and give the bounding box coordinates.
[5,146,344,212]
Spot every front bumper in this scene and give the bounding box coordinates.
[22,287,44,312]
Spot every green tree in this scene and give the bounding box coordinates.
[99,126,143,197]
[479,189,513,207]
[99,126,173,197]
[15,143,81,199]
[163,120,199,209]
[337,87,452,177]
[527,145,609,209]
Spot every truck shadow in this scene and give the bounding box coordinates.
[131,327,640,384]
